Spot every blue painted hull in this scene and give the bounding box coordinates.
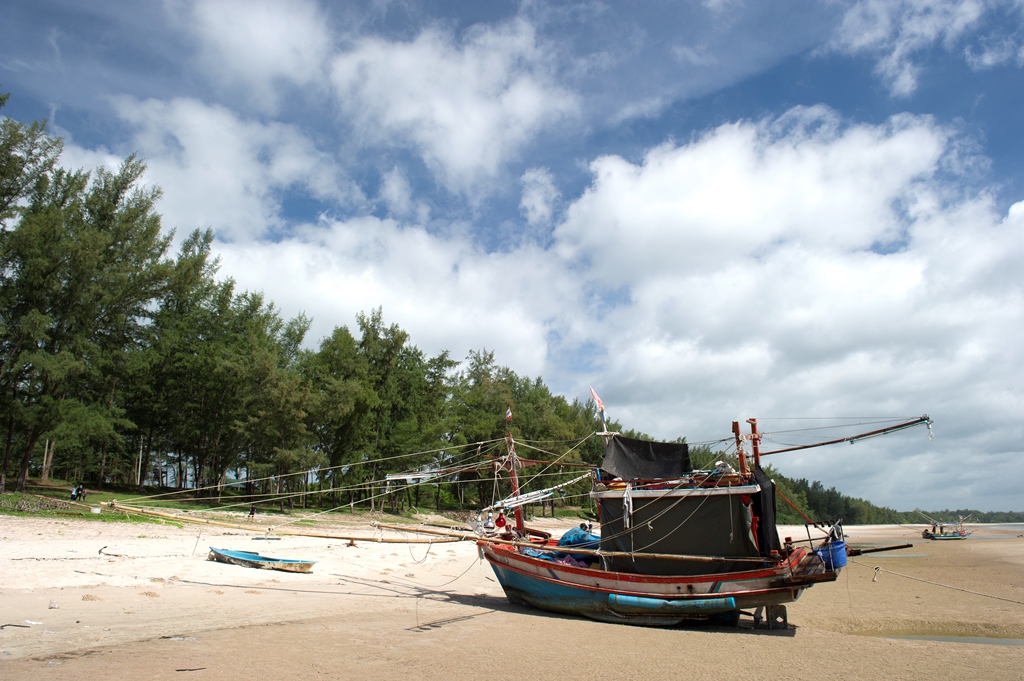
[208,547,316,573]
[480,541,833,626]
[490,558,739,625]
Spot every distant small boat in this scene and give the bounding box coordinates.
[208,547,316,573]
[922,517,972,540]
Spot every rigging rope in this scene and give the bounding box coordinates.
[774,485,814,524]
[118,437,506,504]
[849,558,1024,606]
[120,442,509,513]
[514,432,596,492]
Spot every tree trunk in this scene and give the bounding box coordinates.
[97,437,109,491]
[15,432,41,492]
[369,465,377,512]
[138,427,153,494]
[96,381,117,491]
[1,405,16,494]
[39,440,51,483]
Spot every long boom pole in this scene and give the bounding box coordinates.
[759,415,932,456]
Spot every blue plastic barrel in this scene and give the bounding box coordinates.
[815,541,848,570]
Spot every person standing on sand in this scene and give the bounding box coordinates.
[249,503,256,521]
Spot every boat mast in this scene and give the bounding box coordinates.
[503,433,526,534]
[732,421,749,477]
[748,418,761,469]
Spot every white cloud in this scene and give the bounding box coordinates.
[672,43,718,67]
[519,167,559,228]
[330,18,578,196]
[214,215,580,377]
[556,106,947,283]
[701,0,744,13]
[965,32,1024,68]
[547,106,1024,510]
[183,0,332,110]
[829,0,987,96]
[108,96,355,242]
[58,144,124,177]
[379,166,414,218]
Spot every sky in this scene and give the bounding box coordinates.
[2,0,1023,512]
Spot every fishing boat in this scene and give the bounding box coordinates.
[478,415,931,627]
[207,547,316,573]
[922,517,972,540]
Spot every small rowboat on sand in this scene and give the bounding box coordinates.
[207,547,316,573]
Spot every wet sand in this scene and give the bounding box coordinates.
[2,516,1023,680]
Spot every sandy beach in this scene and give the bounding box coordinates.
[2,515,1023,680]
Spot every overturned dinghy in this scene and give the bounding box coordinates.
[208,547,316,573]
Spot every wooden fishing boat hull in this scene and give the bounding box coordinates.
[479,541,835,626]
[208,547,316,573]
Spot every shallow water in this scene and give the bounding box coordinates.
[884,635,1024,647]
[968,535,1021,540]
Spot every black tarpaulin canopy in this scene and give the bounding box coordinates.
[601,434,691,480]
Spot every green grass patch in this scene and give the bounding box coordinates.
[0,492,177,525]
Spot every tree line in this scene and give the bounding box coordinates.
[767,470,1024,524]
[0,92,609,511]
[4,92,1018,518]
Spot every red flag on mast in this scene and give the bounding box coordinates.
[589,386,605,414]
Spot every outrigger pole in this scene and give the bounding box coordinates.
[103,501,459,543]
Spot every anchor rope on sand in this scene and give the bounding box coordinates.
[408,541,434,564]
[399,555,480,589]
[850,558,1024,605]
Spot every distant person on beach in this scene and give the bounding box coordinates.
[70,487,77,501]
[78,485,86,501]
[249,503,256,521]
